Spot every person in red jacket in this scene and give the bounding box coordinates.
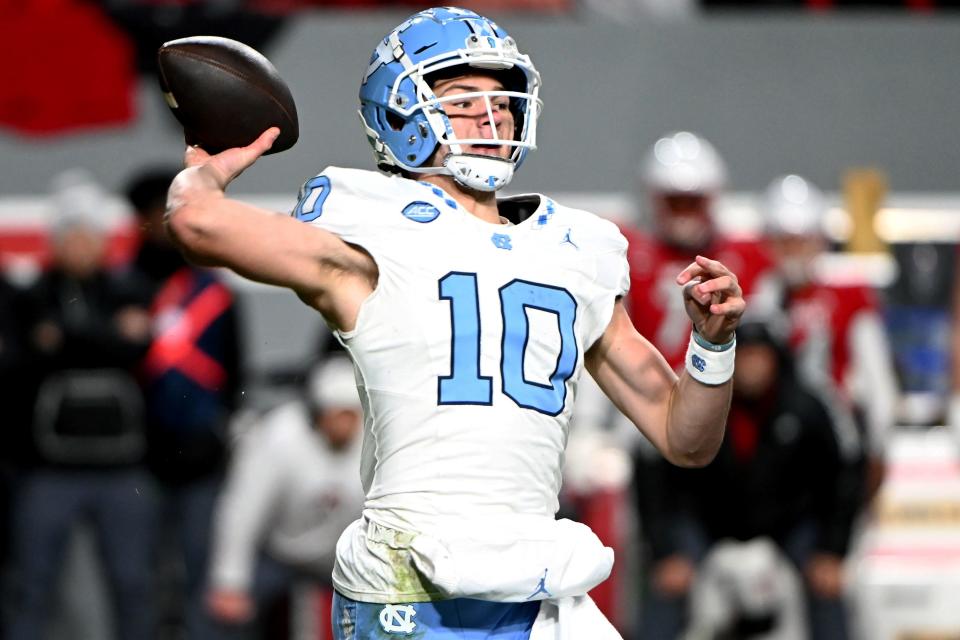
[625,132,777,638]
[622,131,775,372]
[762,173,898,499]
[638,318,861,640]
[125,167,244,640]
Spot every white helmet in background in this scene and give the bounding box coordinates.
[640,131,726,251]
[641,131,727,194]
[763,174,826,237]
[308,356,361,412]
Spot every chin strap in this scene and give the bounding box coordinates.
[445,154,514,192]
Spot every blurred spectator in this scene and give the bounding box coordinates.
[702,0,958,10]
[622,131,776,635]
[249,0,572,10]
[636,319,861,639]
[951,253,960,440]
[206,356,364,638]
[125,167,244,640]
[761,174,897,499]
[0,273,28,456]
[581,0,696,20]
[621,131,775,373]
[684,537,809,639]
[0,260,29,635]
[6,170,156,640]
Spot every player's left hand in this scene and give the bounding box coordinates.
[676,255,745,345]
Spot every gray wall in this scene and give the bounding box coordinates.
[3,12,959,197]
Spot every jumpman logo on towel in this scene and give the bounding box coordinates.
[526,569,552,599]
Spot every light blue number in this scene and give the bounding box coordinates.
[293,176,331,222]
[438,273,577,416]
[438,272,492,405]
[499,280,578,416]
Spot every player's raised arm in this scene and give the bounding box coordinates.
[586,255,744,467]
[164,128,377,330]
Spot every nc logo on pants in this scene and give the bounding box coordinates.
[379,604,417,634]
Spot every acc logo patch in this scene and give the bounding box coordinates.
[379,603,417,634]
[402,201,441,223]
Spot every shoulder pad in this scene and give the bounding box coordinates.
[547,199,630,298]
[544,199,628,256]
[290,167,439,249]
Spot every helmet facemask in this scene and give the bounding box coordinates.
[426,69,538,192]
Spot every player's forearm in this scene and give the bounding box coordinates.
[165,169,269,268]
[165,166,235,265]
[664,372,730,467]
[166,173,325,292]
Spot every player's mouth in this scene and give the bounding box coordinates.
[467,143,508,158]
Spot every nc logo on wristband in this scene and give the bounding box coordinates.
[691,354,706,373]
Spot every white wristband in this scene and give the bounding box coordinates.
[685,331,736,386]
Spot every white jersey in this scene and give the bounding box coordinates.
[209,401,364,591]
[294,167,629,603]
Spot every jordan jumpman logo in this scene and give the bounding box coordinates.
[526,569,552,600]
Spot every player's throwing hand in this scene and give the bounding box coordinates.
[676,255,746,345]
[168,127,279,217]
[183,127,280,190]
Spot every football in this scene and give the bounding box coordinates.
[157,36,299,155]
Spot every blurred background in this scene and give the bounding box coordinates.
[2,1,960,639]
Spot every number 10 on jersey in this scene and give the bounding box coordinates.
[438,272,578,416]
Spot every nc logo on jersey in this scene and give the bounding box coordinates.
[379,604,417,634]
[491,233,513,250]
[691,354,707,373]
[401,201,441,223]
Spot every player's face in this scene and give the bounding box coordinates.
[769,233,825,287]
[316,407,362,450]
[733,343,778,398]
[652,192,714,251]
[429,73,515,164]
[55,225,105,279]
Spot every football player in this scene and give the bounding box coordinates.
[623,131,776,372]
[624,133,776,638]
[164,8,745,638]
[762,173,898,499]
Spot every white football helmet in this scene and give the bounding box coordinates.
[640,131,727,194]
[763,174,826,237]
[640,131,726,250]
[308,356,361,411]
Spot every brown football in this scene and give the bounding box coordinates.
[157,36,298,155]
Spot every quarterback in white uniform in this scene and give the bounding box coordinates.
[165,7,745,639]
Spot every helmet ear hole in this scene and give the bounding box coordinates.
[385,111,405,132]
